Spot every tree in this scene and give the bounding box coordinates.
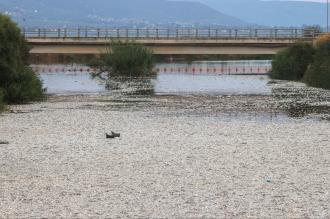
[0,13,44,104]
[97,40,154,78]
[304,40,330,89]
[270,42,314,81]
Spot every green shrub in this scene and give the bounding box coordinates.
[99,40,154,77]
[0,13,44,104]
[270,42,314,81]
[304,40,330,89]
[4,67,44,103]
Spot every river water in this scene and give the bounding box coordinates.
[40,72,271,95]
[35,60,330,121]
[36,60,272,95]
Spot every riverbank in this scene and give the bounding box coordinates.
[0,79,329,218]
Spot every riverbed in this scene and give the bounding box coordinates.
[0,62,329,218]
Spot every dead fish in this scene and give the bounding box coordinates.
[106,132,120,139]
[0,141,9,145]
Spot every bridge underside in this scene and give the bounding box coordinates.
[29,44,288,55]
[27,38,304,56]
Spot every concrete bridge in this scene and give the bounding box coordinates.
[24,28,319,56]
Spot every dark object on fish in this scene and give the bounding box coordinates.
[0,141,9,144]
[106,132,121,139]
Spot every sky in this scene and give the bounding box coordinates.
[263,0,327,2]
[280,0,327,2]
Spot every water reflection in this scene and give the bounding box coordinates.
[156,60,272,74]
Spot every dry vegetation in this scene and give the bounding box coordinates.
[314,33,330,48]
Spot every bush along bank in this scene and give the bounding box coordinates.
[270,42,315,81]
[304,40,330,89]
[93,40,155,78]
[270,35,330,90]
[0,14,44,107]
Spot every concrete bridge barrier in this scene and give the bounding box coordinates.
[23,28,318,56]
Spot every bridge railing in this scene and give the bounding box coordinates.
[22,28,320,39]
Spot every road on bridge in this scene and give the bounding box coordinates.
[24,28,319,55]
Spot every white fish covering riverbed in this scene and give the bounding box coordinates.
[0,81,330,218]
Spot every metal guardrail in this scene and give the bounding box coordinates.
[22,28,321,39]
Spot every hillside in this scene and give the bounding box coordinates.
[188,0,327,27]
[0,0,246,27]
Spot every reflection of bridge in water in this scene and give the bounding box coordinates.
[24,28,319,56]
[31,60,272,75]
[156,61,272,74]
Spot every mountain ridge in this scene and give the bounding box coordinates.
[185,0,327,27]
[0,0,247,27]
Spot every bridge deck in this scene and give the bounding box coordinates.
[27,38,312,55]
[24,28,319,55]
[27,37,307,44]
